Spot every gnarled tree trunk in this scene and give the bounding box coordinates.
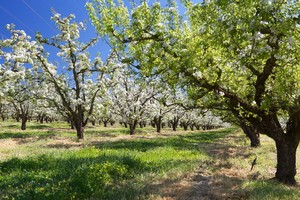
[240,121,260,147]
[129,119,138,135]
[21,116,27,130]
[155,116,162,133]
[75,123,84,139]
[275,137,298,184]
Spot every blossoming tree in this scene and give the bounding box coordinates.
[88,0,300,184]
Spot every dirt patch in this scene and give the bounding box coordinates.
[0,139,18,149]
[155,134,251,200]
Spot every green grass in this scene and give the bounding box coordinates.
[0,121,228,200]
[1,121,300,199]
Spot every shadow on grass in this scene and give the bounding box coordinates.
[85,128,129,136]
[0,131,58,140]
[27,124,52,130]
[92,129,234,152]
[0,149,200,200]
[0,128,235,200]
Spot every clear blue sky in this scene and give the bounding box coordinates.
[0,0,94,38]
[0,0,193,63]
[0,0,113,63]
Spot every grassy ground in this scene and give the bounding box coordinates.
[0,121,300,199]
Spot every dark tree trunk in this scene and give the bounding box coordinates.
[21,117,27,130]
[16,115,20,122]
[172,117,179,131]
[70,120,75,129]
[129,120,138,135]
[183,124,188,131]
[91,120,96,126]
[150,120,156,128]
[1,116,5,121]
[156,116,162,133]
[139,121,144,128]
[76,125,84,139]
[40,115,44,124]
[110,120,115,126]
[190,124,194,131]
[103,121,108,127]
[275,137,298,185]
[240,120,260,147]
[124,123,128,128]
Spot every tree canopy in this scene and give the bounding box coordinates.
[88,0,300,184]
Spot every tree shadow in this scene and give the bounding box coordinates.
[0,149,201,200]
[0,128,243,199]
[27,124,52,130]
[91,129,232,152]
[0,131,58,140]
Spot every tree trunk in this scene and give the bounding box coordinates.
[240,121,260,147]
[75,124,84,139]
[275,138,298,185]
[190,124,194,131]
[21,117,27,130]
[156,116,162,133]
[139,121,144,128]
[40,116,44,124]
[172,117,179,131]
[16,115,20,122]
[104,121,108,127]
[70,120,75,129]
[129,120,138,135]
[110,120,115,126]
[183,123,188,131]
[91,120,96,126]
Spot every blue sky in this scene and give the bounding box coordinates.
[0,0,93,38]
[0,0,113,65]
[0,0,193,63]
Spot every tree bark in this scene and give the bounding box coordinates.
[189,124,194,131]
[275,137,298,185]
[240,121,260,147]
[16,115,20,122]
[183,124,188,131]
[171,116,179,131]
[40,115,44,124]
[139,121,144,128]
[156,116,162,133]
[75,124,84,139]
[70,120,75,129]
[103,121,108,127]
[129,120,138,135]
[21,117,27,130]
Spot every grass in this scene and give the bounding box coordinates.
[1,121,300,199]
[0,121,224,199]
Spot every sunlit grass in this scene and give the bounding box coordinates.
[0,121,228,199]
[1,121,300,199]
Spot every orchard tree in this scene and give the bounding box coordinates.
[5,77,37,130]
[110,64,157,135]
[0,100,9,121]
[0,13,112,139]
[149,84,178,133]
[0,27,39,129]
[88,0,300,184]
